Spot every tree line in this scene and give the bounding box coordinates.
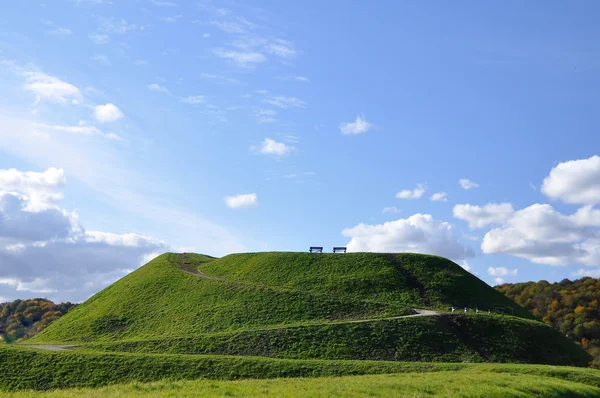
[496,277,600,364]
[0,298,76,343]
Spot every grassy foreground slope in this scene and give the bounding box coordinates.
[8,372,600,397]
[1,344,600,393]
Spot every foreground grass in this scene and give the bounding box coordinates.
[2,344,600,392]
[7,371,600,397]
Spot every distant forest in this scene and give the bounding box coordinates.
[0,299,76,343]
[497,277,600,363]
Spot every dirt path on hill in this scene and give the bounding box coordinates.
[178,254,225,281]
[21,345,78,351]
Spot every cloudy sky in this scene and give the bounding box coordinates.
[1,1,600,302]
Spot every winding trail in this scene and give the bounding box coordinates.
[21,345,77,351]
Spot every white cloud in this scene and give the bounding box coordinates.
[487,267,518,277]
[213,48,265,68]
[430,192,448,202]
[453,203,515,229]
[494,277,505,285]
[0,167,168,302]
[161,15,182,23]
[94,103,124,123]
[23,72,82,105]
[89,34,109,44]
[396,184,426,200]
[100,18,137,34]
[148,83,169,94]
[278,75,310,83]
[151,0,178,6]
[541,155,600,205]
[339,114,371,135]
[134,60,148,66]
[342,214,473,262]
[43,123,120,141]
[481,203,600,266]
[265,42,296,58]
[255,138,293,156]
[180,96,205,104]
[264,96,306,109]
[0,167,65,212]
[459,178,479,190]
[225,193,258,209]
[48,27,72,37]
[382,206,401,214]
[572,268,600,278]
[91,54,110,65]
[256,109,277,123]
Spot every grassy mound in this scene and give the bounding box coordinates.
[0,344,599,393]
[8,371,600,397]
[27,251,589,369]
[84,314,591,366]
[31,252,530,344]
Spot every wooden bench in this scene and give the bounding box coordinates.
[333,247,347,253]
[309,246,323,253]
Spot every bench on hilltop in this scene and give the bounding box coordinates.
[309,246,323,253]
[333,247,347,253]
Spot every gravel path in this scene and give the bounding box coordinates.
[22,345,78,351]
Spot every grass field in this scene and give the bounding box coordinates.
[6,369,600,397]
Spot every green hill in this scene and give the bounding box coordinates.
[27,252,590,367]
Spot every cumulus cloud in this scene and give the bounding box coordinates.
[342,214,473,262]
[430,192,448,202]
[0,167,65,211]
[572,268,600,278]
[94,103,124,123]
[254,138,293,156]
[453,203,515,229]
[339,114,371,135]
[264,96,306,109]
[23,71,82,105]
[0,168,167,302]
[542,155,600,205]
[459,178,479,190]
[487,267,518,277]
[225,193,258,209]
[481,203,600,266]
[396,184,426,200]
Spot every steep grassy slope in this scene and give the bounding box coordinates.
[30,253,411,343]
[86,314,591,366]
[31,252,530,343]
[202,252,532,318]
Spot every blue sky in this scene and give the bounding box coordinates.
[1,1,600,302]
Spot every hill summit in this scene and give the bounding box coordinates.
[29,252,591,366]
